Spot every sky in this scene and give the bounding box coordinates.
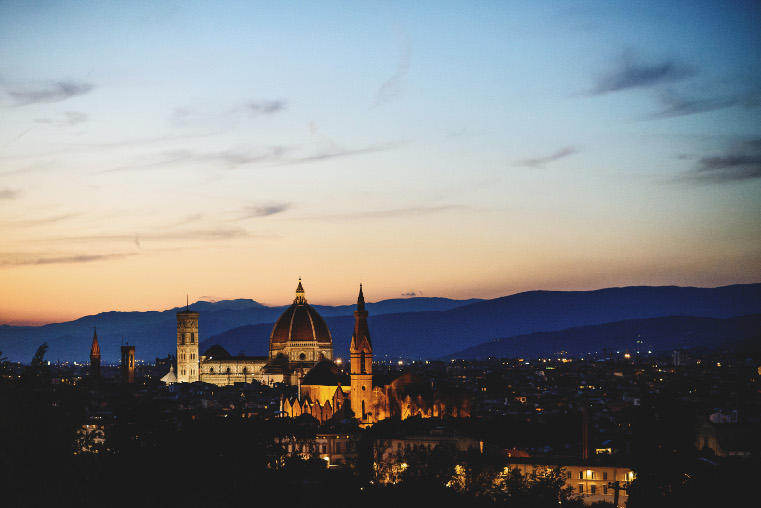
[1,0,760,325]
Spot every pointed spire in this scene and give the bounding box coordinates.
[186,295,189,311]
[294,277,307,304]
[357,283,365,312]
[90,327,100,357]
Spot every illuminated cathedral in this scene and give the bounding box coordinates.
[175,280,470,425]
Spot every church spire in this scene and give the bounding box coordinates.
[90,327,100,357]
[294,277,307,304]
[357,283,365,312]
[351,284,371,351]
[90,327,101,380]
[350,284,373,425]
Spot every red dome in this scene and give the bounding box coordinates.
[269,280,332,346]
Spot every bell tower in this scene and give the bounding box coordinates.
[120,344,135,384]
[176,298,200,383]
[90,327,101,380]
[350,284,374,425]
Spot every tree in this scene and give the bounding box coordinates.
[0,350,7,376]
[21,343,50,385]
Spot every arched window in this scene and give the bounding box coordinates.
[360,352,366,374]
[209,367,214,373]
[190,333,194,344]
[226,367,231,374]
[299,353,306,360]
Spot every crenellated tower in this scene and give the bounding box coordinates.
[350,284,374,425]
[90,327,101,380]
[176,298,199,383]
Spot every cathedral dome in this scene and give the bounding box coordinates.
[269,279,332,346]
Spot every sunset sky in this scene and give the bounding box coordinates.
[1,1,760,325]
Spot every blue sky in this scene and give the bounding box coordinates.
[1,0,759,324]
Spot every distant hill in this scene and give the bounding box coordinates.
[2,284,759,363]
[444,314,761,360]
[0,297,481,363]
[199,284,761,360]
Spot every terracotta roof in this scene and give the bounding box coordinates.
[203,344,231,359]
[270,280,332,345]
[302,359,349,386]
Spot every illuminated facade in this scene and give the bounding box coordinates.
[176,307,199,383]
[172,280,469,425]
[175,280,332,387]
[281,285,471,424]
[504,463,634,507]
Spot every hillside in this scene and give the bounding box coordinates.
[2,284,759,363]
[445,314,761,360]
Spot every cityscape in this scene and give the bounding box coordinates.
[1,1,760,507]
[1,280,759,507]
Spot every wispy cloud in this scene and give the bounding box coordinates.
[34,111,88,126]
[375,22,411,104]
[240,203,291,219]
[278,142,403,167]
[0,213,79,228]
[401,291,417,297]
[517,146,579,168]
[591,54,693,95]
[647,90,761,119]
[0,252,137,267]
[48,227,254,246]
[171,99,286,127]
[0,188,20,200]
[248,100,285,115]
[683,139,761,183]
[102,146,289,173]
[9,81,94,105]
[304,205,464,222]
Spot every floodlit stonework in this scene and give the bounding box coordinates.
[173,280,470,425]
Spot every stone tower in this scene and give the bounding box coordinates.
[90,327,101,380]
[176,300,199,383]
[120,344,135,384]
[350,284,374,425]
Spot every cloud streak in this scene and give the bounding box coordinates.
[240,203,291,219]
[48,227,253,245]
[0,252,137,267]
[647,90,761,119]
[684,139,761,183]
[248,100,285,115]
[34,111,88,126]
[517,146,578,168]
[0,188,20,200]
[277,142,403,167]
[592,54,693,95]
[304,205,464,222]
[9,81,94,105]
[375,22,411,104]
